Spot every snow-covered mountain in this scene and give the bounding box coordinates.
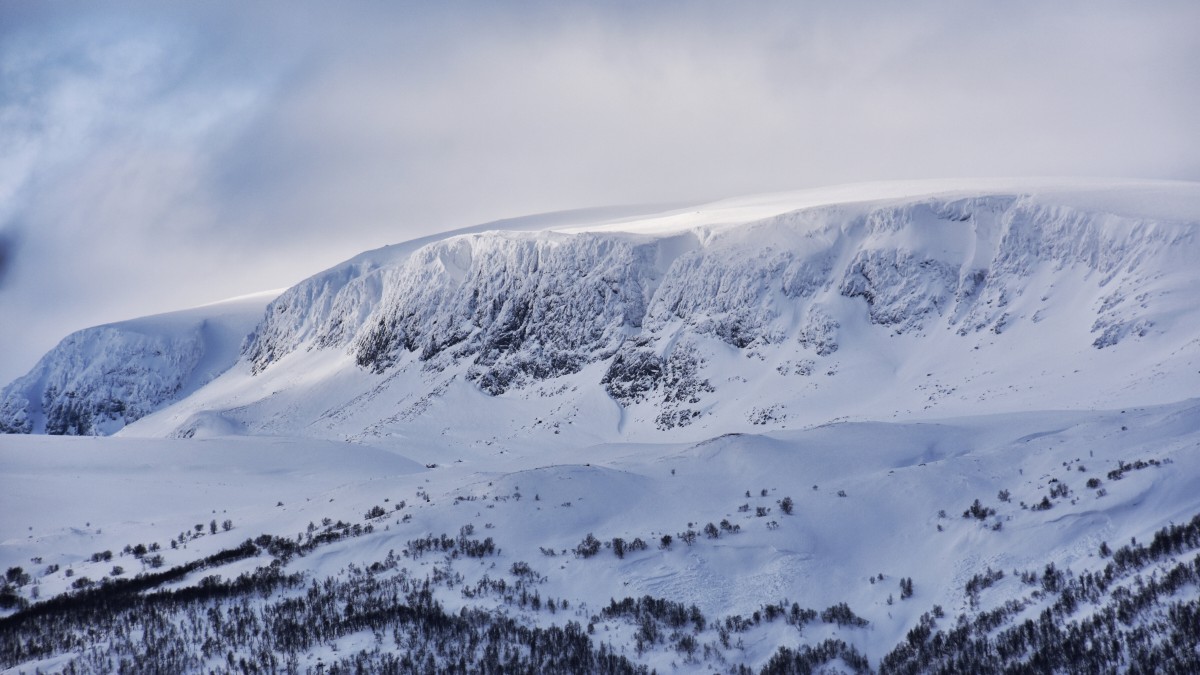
[0,291,277,436]
[113,178,1200,446]
[4,179,1200,674]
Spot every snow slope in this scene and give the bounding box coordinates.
[0,291,278,436]
[3,398,1199,671]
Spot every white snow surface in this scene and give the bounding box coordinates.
[3,179,1200,672]
[4,399,1200,669]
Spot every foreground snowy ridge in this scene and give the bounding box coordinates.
[4,399,1200,672]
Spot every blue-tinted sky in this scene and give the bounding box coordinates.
[1,0,1198,382]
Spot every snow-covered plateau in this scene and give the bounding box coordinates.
[3,179,1200,673]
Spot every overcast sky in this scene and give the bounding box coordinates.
[1,0,1198,382]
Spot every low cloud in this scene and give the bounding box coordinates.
[1,0,1197,382]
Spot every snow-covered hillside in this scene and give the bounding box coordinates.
[0,291,277,436]
[121,179,1200,446]
[3,179,1200,674]
[3,397,1200,672]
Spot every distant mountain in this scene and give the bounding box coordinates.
[0,292,276,435]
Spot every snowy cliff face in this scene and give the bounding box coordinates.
[0,293,274,435]
[351,233,690,394]
[221,186,1199,441]
[8,181,1200,441]
[0,327,204,435]
[243,258,385,374]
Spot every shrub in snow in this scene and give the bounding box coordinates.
[574,534,601,558]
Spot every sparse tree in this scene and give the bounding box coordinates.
[611,537,626,559]
[5,567,30,586]
[964,499,995,520]
[574,533,601,558]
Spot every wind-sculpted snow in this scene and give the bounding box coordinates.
[350,232,682,394]
[839,249,958,333]
[643,245,824,347]
[237,189,1199,417]
[244,259,385,374]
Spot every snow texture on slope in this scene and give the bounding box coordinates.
[222,182,1200,439]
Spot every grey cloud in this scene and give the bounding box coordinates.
[0,231,13,288]
[0,0,1197,382]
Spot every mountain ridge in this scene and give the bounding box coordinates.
[5,179,1200,673]
[3,179,1199,441]
[163,180,1200,445]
